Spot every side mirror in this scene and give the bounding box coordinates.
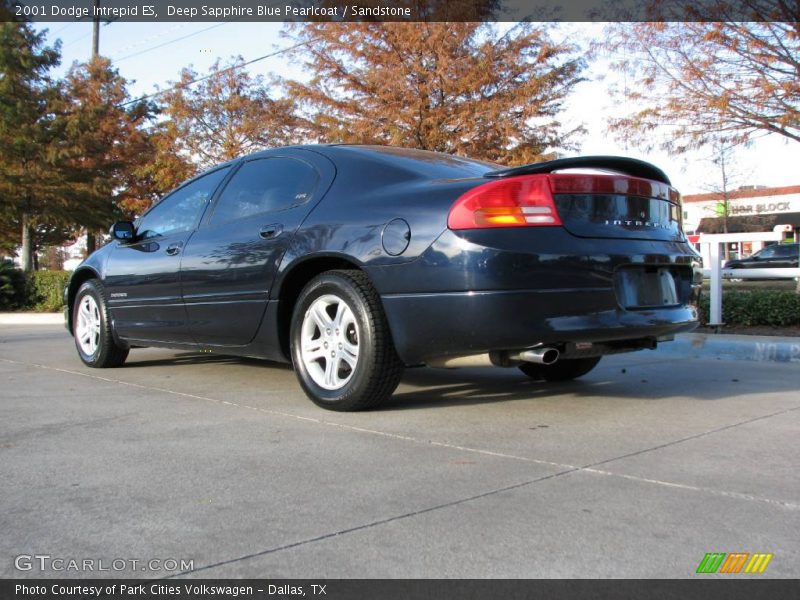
[110,221,135,241]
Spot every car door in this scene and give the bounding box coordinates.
[104,167,231,343]
[180,153,333,346]
[751,245,777,268]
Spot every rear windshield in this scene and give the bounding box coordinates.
[340,145,500,179]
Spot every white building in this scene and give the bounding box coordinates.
[683,185,800,260]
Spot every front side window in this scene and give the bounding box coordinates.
[209,158,319,227]
[137,168,230,239]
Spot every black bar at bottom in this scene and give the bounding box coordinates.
[2,579,799,600]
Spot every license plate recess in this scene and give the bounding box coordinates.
[614,267,679,309]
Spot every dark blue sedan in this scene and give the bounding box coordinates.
[66,146,699,410]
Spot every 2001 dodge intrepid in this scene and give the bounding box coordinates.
[66,145,700,410]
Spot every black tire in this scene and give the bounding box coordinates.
[519,356,601,382]
[290,270,404,411]
[72,279,129,368]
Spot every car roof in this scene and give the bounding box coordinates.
[240,144,498,171]
[309,144,500,180]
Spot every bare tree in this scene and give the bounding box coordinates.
[604,17,799,153]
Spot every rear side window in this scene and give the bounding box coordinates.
[210,158,319,226]
[758,246,777,258]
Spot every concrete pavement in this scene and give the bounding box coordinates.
[1,324,798,578]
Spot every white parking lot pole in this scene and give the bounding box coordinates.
[709,241,723,326]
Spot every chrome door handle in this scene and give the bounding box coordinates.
[259,224,283,240]
[165,242,183,255]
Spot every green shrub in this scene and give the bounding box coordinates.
[24,270,71,312]
[0,261,27,310]
[699,290,800,327]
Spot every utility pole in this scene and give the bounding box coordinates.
[91,1,100,58]
[86,0,100,256]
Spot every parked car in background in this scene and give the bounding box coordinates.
[65,146,700,411]
[725,243,800,272]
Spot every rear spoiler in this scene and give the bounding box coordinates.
[484,156,671,186]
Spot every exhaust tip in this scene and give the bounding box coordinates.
[517,347,560,365]
[540,348,559,365]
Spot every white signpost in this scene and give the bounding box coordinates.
[696,231,800,326]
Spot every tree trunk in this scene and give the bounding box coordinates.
[722,198,730,263]
[85,230,96,256]
[20,214,34,272]
[720,153,731,263]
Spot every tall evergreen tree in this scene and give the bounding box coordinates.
[0,22,65,271]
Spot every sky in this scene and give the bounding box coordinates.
[33,20,800,196]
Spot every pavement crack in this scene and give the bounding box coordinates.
[171,467,581,577]
[3,356,798,513]
[581,403,800,471]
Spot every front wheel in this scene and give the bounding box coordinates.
[519,356,601,382]
[290,270,404,411]
[73,280,129,368]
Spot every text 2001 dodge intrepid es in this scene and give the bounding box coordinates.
[66,145,700,410]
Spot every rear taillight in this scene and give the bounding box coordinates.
[447,175,562,230]
[447,173,680,230]
[548,173,679,202]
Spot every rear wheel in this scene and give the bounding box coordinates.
[290,270,404,411]
[519,356,601,382]
[73,280,129,368]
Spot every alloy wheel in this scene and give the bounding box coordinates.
[300,294,360,390]
[76,294,101,356]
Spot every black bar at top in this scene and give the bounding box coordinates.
[3,0,796,23]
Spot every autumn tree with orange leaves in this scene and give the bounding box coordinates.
[604,17,800,152]
[284,23,585,164]
[156,58,301,175]
[61,56,156,251]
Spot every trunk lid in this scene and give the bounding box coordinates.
[484,156,684,242]
[551,174,684,241]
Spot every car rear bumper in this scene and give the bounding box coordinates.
[368,228,700,365]
[380,288,697,364]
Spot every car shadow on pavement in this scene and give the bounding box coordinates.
[116,350,800,411]
[383,361,800,410]
[121,351,288,369]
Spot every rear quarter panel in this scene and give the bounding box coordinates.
[272,147,483,295]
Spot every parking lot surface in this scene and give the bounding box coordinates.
[1,324,798,578]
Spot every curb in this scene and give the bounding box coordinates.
[0,313,63,326]
[659,332,800,364]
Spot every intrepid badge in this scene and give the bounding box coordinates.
[604,219,671,229]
